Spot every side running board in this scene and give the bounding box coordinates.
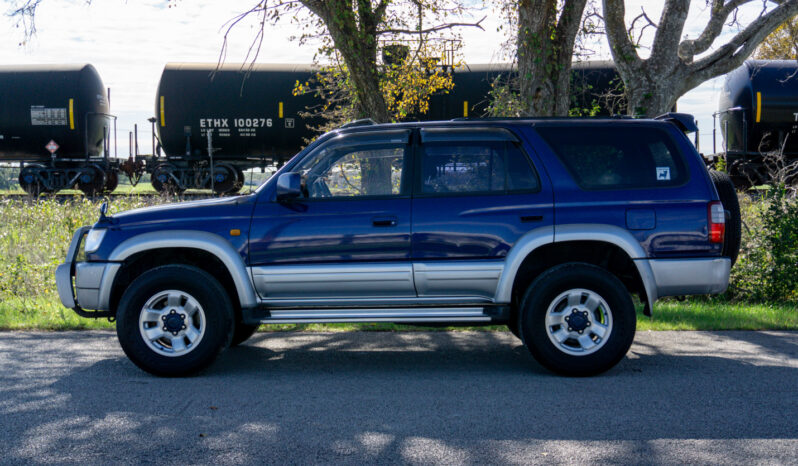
[242,306,508,325]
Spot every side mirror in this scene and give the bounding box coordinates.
[276,172,302,202]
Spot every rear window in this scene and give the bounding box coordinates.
[536,126,688,190]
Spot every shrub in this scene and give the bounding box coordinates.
[728,186,798,304]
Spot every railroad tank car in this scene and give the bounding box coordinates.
[717,60,798,186]
[153,61,621,194]
[0,64,117,194]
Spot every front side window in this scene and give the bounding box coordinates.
[536,125,689,190]
[293,144,406,199]
[420,141,539,194]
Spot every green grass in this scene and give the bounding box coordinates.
[1,297,795,331]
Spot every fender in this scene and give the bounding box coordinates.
[495,224,657,312]
[101,230,258,309]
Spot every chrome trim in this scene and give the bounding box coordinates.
[261,307,491,323]
[262,317,491,324]
[414,261,503,298]
[649,258,731,297]
[251,263,415,299]
[258,295,494,307]
[107,230,258,309]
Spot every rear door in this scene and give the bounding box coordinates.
[410,127,554,299]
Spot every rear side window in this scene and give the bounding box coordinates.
[420,141,539,194]
[536,126,688,190]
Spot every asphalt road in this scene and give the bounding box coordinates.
[1,330,798,465]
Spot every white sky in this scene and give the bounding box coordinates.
[0,0,775,157]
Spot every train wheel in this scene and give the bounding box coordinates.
[211,164,237,194]
[152,165,185,195]
[77,166,106,197]
[103,170,119,194]
[19,166,47,196]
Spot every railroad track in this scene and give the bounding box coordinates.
[0,192,247,200]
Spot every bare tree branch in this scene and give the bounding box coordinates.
[377,15,486,35]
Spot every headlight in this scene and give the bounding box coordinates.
[84,229,106,253]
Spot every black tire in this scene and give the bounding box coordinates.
[507,318,522,340]
[709,170,742,266]
[103,170,119,193]
[519,263,636,376]
[230,322,260,346]
[116,265,234,376]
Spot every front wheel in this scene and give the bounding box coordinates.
[519,263,636,376]
[116,265,234,376]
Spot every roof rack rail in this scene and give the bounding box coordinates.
[340,118,377,128]
[450,115,635,122]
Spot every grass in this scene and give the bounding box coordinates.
[1,297,795,332]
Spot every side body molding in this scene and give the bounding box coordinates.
[494,224,657,312]
[106,230,258,309]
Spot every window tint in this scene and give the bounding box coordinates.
[294,144,405,198]
[537,126,688,190]
[420,141,539,194]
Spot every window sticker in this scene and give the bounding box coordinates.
[656,167,671,181]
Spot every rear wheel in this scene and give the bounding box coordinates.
[519,263,636,376]
[709,170,742,266]
[116,265,234,376]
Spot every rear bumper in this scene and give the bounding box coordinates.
[649,257,731,297]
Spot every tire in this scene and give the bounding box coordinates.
[519,263,636,376]
[116,265,234,376]
[709,170,742,266]
[230,322,260,347]
[507,318,522,340]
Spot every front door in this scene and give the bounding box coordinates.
[249,130,415,300]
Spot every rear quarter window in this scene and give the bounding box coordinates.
[536,126,689,190]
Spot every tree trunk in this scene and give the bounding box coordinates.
[517,0,587,117]
[310,1,391,123]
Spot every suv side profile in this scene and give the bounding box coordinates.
[56,115,736,377]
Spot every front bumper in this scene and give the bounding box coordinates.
[649,257,731,297]
[55,227,119,317]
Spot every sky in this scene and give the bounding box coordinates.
[0,0,776,158]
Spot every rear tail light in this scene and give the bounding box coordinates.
[708,201,725,244]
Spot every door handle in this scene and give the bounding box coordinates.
[372,216,397,227]
[520,215,543,223]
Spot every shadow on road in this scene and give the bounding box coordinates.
[1,330,797,464]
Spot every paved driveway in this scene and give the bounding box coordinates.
[1,330,797,464]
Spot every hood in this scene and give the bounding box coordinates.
[104,194,256,227]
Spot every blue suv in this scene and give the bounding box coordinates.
[56,115,738,376]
